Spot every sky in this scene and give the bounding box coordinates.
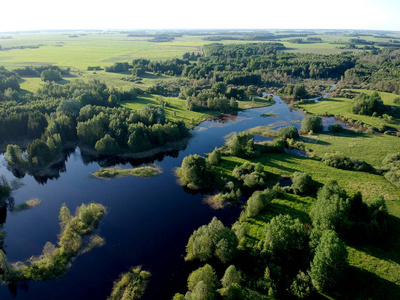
[1,0,399,32]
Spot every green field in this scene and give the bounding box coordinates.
[299,132,400,167]
[120,94,274,125]
[4,31,400,96]
[298,89,400,131]
[121,94,215,125]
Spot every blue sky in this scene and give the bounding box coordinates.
[1,0,399,32]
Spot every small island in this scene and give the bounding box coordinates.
[93,166,160,179]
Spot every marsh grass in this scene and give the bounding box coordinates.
[93,166,160,179]
[3,203,106,281]
[14,198,41,212]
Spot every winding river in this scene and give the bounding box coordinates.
[0,94,342,299]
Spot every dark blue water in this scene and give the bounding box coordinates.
[0,94,343,299]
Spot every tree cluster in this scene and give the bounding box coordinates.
[185,217,238,264]
[352,92,386,116]
[321,152,373,172]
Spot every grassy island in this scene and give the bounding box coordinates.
[93,166,160,179]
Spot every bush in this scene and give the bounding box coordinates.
[107,266,150,300]
[246,189,275,217]
[232,162,267,188]
[41,68,62,81]
[301,116,323,133]
[310,230,347,291]
[178,154,213,188]
[207,147,222,166]
[185,217,238,263]
[94,134,120,155]
[352,92,385,116]
[277,126,299,140]
[291,172,314,195]
[227,131,258,158]
[328,123,343,133]
[321,153,372,172]
[263,214,309,262]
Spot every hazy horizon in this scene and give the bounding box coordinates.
[2,0,399,33]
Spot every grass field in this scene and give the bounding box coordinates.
[120,94,274,125]
[120,94,217,125]
[299,132,400,167]
[298,89,400,131]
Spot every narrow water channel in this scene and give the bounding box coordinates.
[0,94,343,299]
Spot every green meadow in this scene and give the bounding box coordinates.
[120,94,274,125]
[120,94,217,125]
[298,89,400,130]
[299,132,400,167]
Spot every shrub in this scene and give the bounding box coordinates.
[322,153,373,172]
[310,180,350,234]
[178,154,213,188]
[246,189,275,217]
[263,215,309,262]
[227,131,258,158]
[291,172,314,195]
[328,123,343,133]
[41,68,62,81]
[277,126,299,140]
[321,153,372,172]
[301,116,323,133]
[185,217,238,263]
[352,92,385,116]
[310,230,347,291]
[207,147,222,166]
[107,266,150,300]
[232,162,267,188]
[94,134,120,155]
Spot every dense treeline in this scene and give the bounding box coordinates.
[343,49,400,93]
[0,67,20,93]
[6,104,189,169]
[13,65,70,77]
[0,79,141,141]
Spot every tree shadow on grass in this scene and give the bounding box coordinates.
[318,97,344,103]
[324,266,400,300]
[299,136,331,145]
[349,215,400,267]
